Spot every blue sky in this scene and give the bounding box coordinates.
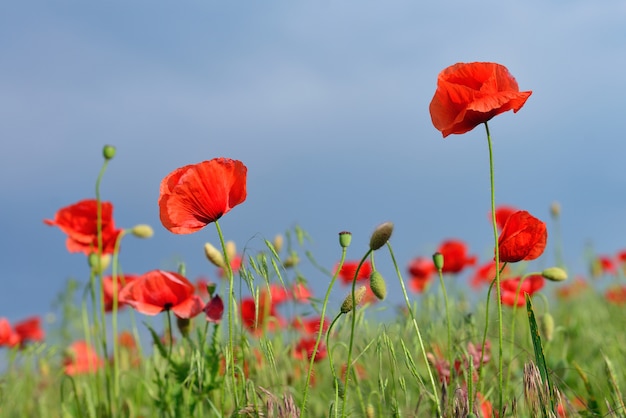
[2,1,626,323]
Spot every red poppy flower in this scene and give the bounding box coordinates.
[335,260,372,285]
[437,240,477,274]
[498,211,547,263]
[470,261,510,289]
[408,257,435,292]
[555,276,588,300]
[63,341,105,376]
[500,275,544,307]
[204,294,224,323]
[45,199,123,255]
[491,205,519,231]
[13,316,45,346]
[102,274,137,312]
[240,297,284,335]
[591,255,616,278]
[0,318,19,347]
[606,286,626,305]
[159,158,247,234]
[118,270,204,318]
[291,282,312,302]
[291,316,329,335]
[293,337,327,362]
[429,62,532,137]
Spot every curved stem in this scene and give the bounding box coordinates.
[387,242,442,417]
[341,250,372,417]
[214,220,239,407]
[300,247,346,416]
[485,121,504,413]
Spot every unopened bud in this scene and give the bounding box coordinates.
[88,253,111,274]
[340,286,367,314]
[225,241,237,262]
[369,222,393,251]
[131,224,153,239]
[283,253,300,268]
[542,267,568,282]
[366,404,375,418]
[176,317,191,338]
[550,201,561,218]
[432,252,444,271]
[339,231,352,248]
[273,234,284,253]
[102,145,116,160]
[540,313,555,342]
[204,243,226,268]
[369,271,387,300]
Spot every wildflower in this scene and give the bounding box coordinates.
[204,294,224,323]
[408,257,435,292]
[293,337,326,362]
[13,317,45,346]
[45,199,122,255]
[470,261,510,289]
[118,270,204,318]
[429,62,532,137]
[63,341,104,375]
[498,210,547,263]
[159,158,247,234]
[102,274,137,312]
[606,286,626,305]
[291,317,329,335]
[500,275,545,307]
[437,239,477,274]
[591,255,616,278]
[491,205,519,231]
[291,282,312,302]
[0,318,19,347]
[335,260,372,285]
[240,297,284,335]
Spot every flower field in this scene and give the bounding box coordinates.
[2,62,626,418]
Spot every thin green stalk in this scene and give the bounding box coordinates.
[485,121,504,413]
[341,249,372,417]
[110,229,128,407]
[95,157,112,415]
[435,266,453,381]
[300,247,346,416]
[213,220,239,407]
[387,242,442,417]
[326,313,344,418]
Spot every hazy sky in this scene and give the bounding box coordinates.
[3,1,626,323]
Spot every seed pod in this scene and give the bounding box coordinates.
[369,271,387,300]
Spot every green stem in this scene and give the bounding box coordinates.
[341,250,372,417]
[110,229,127,407]
[485,121,504,413]
[213,220,239,407]
[300,247,346,416]
[387,242,442,417]
[326,313,344,418]
[436,267,453,384]
[95,158,112,416]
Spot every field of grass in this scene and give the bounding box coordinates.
[2,63,626,418]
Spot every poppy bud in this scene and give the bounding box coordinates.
[550,201,561,219]
[88,253,111,274]
[283,253,300,268]
[432,252,444,271]
[102,145,116,160]
[334,378,345,399]
[204,243,226,268]
[131,224,154,239]
[366,404,375,418]
[273,234,284,253]
[204,295,224,324]
[369,271,387,300]
[369,222,394,251]
[540,313,555,342]
[541,267,567,282]
[225,241,237,262]
[339,231,352,248]
[176,317,191,338]
[340,286,367,314]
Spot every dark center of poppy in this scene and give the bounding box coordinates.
[163,303,173,311]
